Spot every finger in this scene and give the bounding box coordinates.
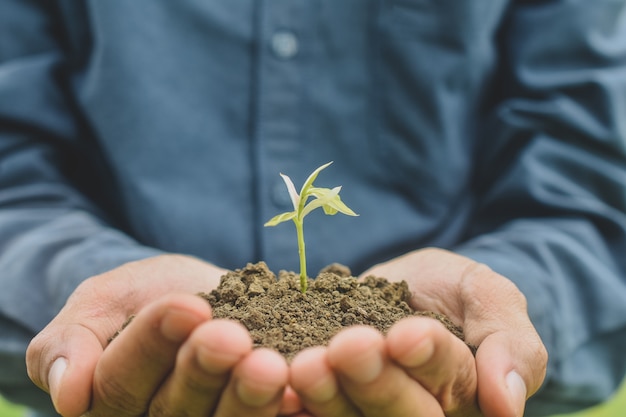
[458,264,548,417]
[476,330,546,417]
[327,326,445,417]
[278,385,304,415]
[148,319,252,416]
[213,348,289,417]
[89,294,212,417]
[26,323,103,417]
[290,346,360,417]
[386,317,480,417]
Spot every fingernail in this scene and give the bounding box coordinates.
[506,371,527,417]
[196,345,243,375]
[236,380,280,407]
[399,338,434,368]
[304,372,338,402]
[48,357,67,403]
[160,309,198,342]
[344,350,383,384]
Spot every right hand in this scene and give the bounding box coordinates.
[289,248,547,417]
[26,254,291,417]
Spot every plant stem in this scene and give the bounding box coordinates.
[295,218,307,293]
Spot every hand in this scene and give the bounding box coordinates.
[288,248,547,417]
[26,254,290,417]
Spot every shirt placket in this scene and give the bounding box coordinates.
[253,0,311,268]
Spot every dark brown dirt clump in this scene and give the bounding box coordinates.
[201,262,472,361]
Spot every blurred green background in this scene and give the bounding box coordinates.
[1,379,625,417]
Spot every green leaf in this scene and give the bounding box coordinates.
[300,161,333,197]
[322,194,358,217]
[307,186,337,199]
[301,186,341,218]
[308,186,359,217]
[264,211,297,227]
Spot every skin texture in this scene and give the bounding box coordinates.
[26,249,547,417]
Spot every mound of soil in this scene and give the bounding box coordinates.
[201,262,473,361]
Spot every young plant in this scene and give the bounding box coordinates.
[264,162,358,293]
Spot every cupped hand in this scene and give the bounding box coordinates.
[26,254,290,417]
[289,248,547,417]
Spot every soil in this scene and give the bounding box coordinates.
[200,262,475,361]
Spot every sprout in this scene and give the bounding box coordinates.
[264,162,358,293]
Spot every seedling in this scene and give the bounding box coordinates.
[264,162,358,293]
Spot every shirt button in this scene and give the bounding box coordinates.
[271,31,299,59]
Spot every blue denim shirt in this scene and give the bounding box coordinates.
[1,1,626,416]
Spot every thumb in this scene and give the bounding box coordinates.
[27,323,104,417]
[476,331,547,417]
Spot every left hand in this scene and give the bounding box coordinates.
[286,248,547,417]
[26,255,291,417]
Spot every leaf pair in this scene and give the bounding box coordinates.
[264,162,358,227]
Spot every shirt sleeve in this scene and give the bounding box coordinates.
[0,1,162,409]
[456,1,626,415]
